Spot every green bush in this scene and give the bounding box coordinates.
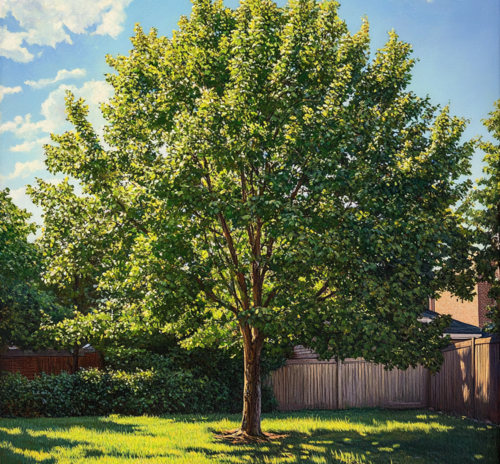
[103,347,281,414]
[0,359,278,418]
[1,368,215,418]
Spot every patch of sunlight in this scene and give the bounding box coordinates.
[343,437,351,441]
[393,444,400,448]
[382,420,454,434]
[302,444,326,453]
[0,442,52,461]
[474,455,484,460]
[378,447,394,452]
[415,415,427,419]
[311,455,327,463]
[332,449,367,463]
[371,442,379,445]
[0,427,21,435]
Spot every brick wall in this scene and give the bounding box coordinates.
[433,287,479,326]
[0,351,102,380]
[478,282,494,328]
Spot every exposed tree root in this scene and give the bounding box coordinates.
[214,428,288,443]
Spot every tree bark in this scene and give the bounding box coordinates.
[236,327,265,438]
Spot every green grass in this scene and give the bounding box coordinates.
[0,409,498,463]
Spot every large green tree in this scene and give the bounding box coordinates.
[39,0,476,437]
[461,100,500,333]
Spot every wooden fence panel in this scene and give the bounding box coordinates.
[269,336,499,423]
[474,338,500,422]
[268,363,339,410]
[429,342,471,416]
[270,359,427,411]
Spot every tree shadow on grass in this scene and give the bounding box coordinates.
[0,418,148,464]
[0,426,81,464]
[188,410,497,464]
[0,410,497,463]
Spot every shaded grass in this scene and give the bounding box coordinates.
[0,408,498,463]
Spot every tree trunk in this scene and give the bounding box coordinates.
[236,329,265,438]
[71,345,79,375]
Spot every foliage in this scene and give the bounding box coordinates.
[104,345,283,413]
[0,189,38,285]
[27,180,121,356]
[0,189,69,349]
[0,364,278,418]
[37,0,476,370]
[0,282,68,350]
[460,100,500,334]
[0,410,498,464]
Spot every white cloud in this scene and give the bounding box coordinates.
[0,26,33,62]
[95,2,129,38]
[7,186,42,230]
[25,68,87,89]
[0,84,22,103]
[1,80,113,142]
[2,159,46,180]
[9,137,51,152]
[0,0,134,63]
[0,114,45,140]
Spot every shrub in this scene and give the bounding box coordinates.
[103,347,281,414]
[1,368,213,418]
[0,361,278,418]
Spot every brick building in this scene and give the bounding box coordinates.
[429,282,494,329]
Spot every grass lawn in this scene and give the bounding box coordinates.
[0,409,498,463]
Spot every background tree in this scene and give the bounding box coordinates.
[41,0,476,438]
[28,179,135,372]
[461,100,500,334]
[0,189,67,349]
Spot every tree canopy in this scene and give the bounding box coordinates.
[34,0,477,437]
[461,100,500,334]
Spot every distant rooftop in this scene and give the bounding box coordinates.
[421,310,486,339]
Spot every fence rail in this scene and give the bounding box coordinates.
[267,336,500,423]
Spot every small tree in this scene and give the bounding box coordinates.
[461,100,500,333]
[0,189,67,349]
[42,0,476,437]
[0,188,37,286]
[28,180,124,372]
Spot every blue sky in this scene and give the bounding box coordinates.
[0,0,498,224]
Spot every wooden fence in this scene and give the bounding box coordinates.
[0,348,103,380]
[267,336,500,423]
[430,336,500,423]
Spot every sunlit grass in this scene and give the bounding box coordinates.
[0,409,497,463]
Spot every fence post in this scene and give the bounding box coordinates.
[425,368,432,408]
[471,337,476,419]
[337,359,343,410]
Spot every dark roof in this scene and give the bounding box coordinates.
[421,310,483,335]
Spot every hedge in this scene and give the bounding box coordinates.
[0,367,278,418]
